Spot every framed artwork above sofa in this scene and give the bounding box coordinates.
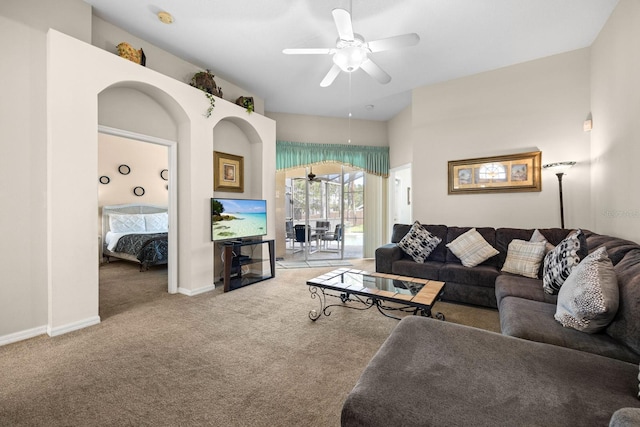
[448,151,541,194]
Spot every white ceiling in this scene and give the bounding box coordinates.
[84,0,618,121]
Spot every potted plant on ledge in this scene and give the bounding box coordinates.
[190,70,223,118]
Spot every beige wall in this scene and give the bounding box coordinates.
[387,105,413,169]
[265,112,388,146]
[408,49,592,230]
[590,0,640,243]
[98,133,169,208]
[0,0,91,341]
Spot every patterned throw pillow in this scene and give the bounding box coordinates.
[501,239,547,279]
[397,221,442,263]
[554,247,619,333]
[446,228,499,268]
[542,229,588,295]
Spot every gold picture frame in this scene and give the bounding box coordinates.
[213,151,244,193]
[448,151,541,194]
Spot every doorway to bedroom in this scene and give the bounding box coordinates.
[98,128,177,318]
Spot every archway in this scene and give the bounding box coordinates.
[47,29,276,337]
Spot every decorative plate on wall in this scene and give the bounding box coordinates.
[160,169,169,181]
[133,186,145,196]
[99,176,110,184]
[118,164,131,175]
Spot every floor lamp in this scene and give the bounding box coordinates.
[543,161,576,229]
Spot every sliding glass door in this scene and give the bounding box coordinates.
[284,164,364,261]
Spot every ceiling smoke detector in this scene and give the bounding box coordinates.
[157,11,174,24]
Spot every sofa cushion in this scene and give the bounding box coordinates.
[397,221,442,263]
[391,259,441,281]
[446,228,499,267]
[610,408,640,427]
[586,232,640,266]
[501,239,547,279]
[494,274,557,306]
[341,317,640,427]
[439,263,500,289]
[542,229,588,294]
[607,248,640,355]
[499,296,639,363]
[555,247,619,333]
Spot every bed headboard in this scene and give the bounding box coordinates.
[101,203,168,242]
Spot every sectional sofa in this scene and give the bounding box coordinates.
[341,223,640,426]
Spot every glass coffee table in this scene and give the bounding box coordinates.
[306,268,445,321]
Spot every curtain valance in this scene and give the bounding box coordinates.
[276,140,389,177]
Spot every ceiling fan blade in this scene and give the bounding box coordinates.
[320,64,341,87]
[332,8,354,41]
[367,33,420,53]
[360,58,391,84]
[283,48,335,55]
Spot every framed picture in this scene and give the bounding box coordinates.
[448,151,541,194]
[213,151,244,193]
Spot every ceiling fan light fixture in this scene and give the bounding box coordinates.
[333,46,368,72]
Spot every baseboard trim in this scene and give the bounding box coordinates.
[178,284,216,296]
[0,325,48,347]
[47,316,101,337]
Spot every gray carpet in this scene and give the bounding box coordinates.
[0,259,500,426]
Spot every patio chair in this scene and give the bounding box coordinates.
[321,224,343,251]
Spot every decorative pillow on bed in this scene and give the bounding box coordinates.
[501,239,547,279]
[554,247,619,333]
[542,229,588,295]
[144,212,168,232]
[446,228,499,268]
[109,213,145,233]
[397,221,441,263]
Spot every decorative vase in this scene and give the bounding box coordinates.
[116,42,146,66]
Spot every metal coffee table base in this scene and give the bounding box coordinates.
[308,286,445,321]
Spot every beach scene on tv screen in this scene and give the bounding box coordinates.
[212,199,267,240]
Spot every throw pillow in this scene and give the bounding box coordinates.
[446,228,499,268]
[529,229,555,253]
[109,213,145,233]
[542,229,588,295]
[397,221,442,263]
[501,239,547,279]
[554,247,619,333]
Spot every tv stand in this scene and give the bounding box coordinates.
[222,239,275,292]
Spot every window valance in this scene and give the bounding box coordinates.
[276,141,389,177]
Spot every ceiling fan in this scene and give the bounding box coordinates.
[283,8,419,87]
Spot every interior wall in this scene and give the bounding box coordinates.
[98,133,169,208]
[0,0,91,341]
[590,0,640,243]
[265,112,388,146]
[91,15,265,115]
[44,29,275,339]
[387,105,413,169]
[98,87,178,141]
[409,48,592,230]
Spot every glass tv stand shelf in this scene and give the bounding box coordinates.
[222,239,275,292]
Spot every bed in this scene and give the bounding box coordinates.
[101,204,169,271]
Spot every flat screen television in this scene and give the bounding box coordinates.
[211,198,267,241]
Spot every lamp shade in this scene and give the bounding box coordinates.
[543,161,576,174]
